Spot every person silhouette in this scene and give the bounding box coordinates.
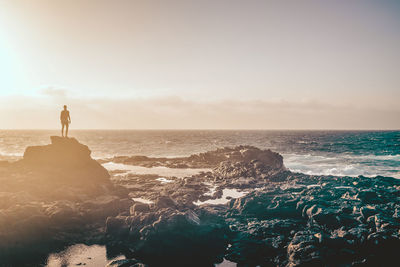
[60,105,71,137]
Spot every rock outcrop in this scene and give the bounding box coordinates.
[105,147,400,266]
[0,137,132,266]
[109,145,285,170]
[106,195,229,266]
[223,175,400,266]
[19,136,110,185]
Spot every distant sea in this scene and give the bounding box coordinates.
[0,130,399,179]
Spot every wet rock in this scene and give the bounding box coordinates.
[107,204,229,266]
[106,216,129,237]
[356,190,381,204]
[45,201,81,225]
[155,196,177,209]
[286,231,321,267]
[360,206,378,219]
[130,203,150,214]
[311,211,340,229]
[106,258,145,267]
[82,196,133,221]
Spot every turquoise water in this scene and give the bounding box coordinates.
[0,130,399,178]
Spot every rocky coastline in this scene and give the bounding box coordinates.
[1,137,400,266]
[0,137,132,266]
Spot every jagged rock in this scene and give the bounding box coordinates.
[356,190,381,204]
[108,145,285,171]
[106,216,129,237]
[45,200,80,225]
[155,196,177,209]
[106,200,229,266]
[286,231,321,267]
[360,206,378,219]
[130,203,150,214]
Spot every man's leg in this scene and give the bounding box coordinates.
[65,123,69,137]
[61,123,65,137]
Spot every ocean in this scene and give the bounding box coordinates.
[0,130,399,179]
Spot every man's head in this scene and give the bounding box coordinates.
[63,105,67,110]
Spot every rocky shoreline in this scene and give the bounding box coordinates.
[1,137,400,266]
[0,137,132,266]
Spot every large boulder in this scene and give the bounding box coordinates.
[18,136,110,185]
[212,146,286,179]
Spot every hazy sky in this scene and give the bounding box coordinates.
[0,0,399,129]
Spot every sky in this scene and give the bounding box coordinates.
[0,0,399,129]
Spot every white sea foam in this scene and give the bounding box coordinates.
[132,198,154,204]
[0,150,23,158]
[357,154,400,161]
[102,162,210,178]
[156,177,174,184]
[283,153,400,178]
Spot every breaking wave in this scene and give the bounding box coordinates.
[283,153,400,178]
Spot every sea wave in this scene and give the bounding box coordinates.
[283,153,400,179]
[102,152,400,179]
[359,154,400,161]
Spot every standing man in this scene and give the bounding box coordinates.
[60,105,71,137]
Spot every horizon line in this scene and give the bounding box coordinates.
[0,128,398,131]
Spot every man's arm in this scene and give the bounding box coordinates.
[68,112,71,123]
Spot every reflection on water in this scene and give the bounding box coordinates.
[215,258,237,267]
[46,244,237,267]
[46,244,124,267]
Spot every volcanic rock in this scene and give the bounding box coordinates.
[20,136,110,185]
[0,136,124,265]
